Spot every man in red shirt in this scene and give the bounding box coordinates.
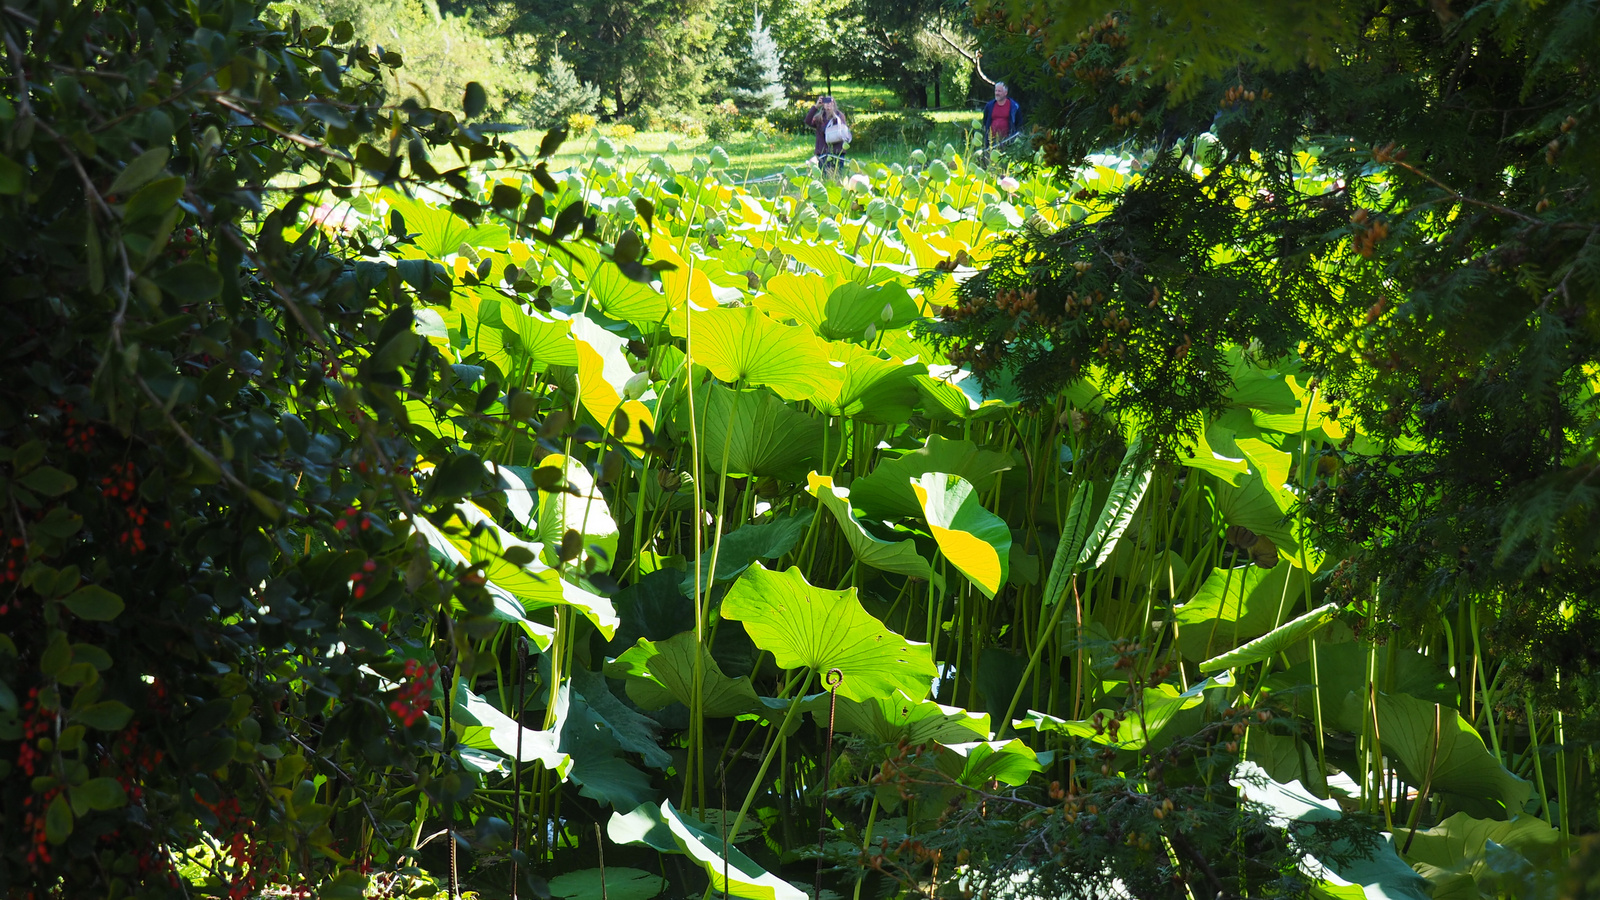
[981,82,1023,150]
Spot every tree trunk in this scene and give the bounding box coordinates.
[825,60,832,96]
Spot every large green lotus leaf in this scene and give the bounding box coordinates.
[453,681,571,777]
[806,473,936,581]
[1212,436,1303,562]
[1246,731,1328,798]
[534,453,621,576]
[753,272,837,333]
[1199,602,1339,673]
[911,472,1011,598]
[437,289,514,372]
[606,631,762,718]
[1340,691,1534,814]
[1251,373,1348,443]
[756,273,919,342]
[1263,639,1456,722]
[936,740,1043,787]
[1231,762,1432,900]
[569,666,672,770]
[1174,563,1304,662]
[588,251,670,324]
[607,569,696,653]
[1014,677,1224,750]
[850,435,1014,522]
[1394,812,1561,898]
[1179,421,1250,486]
[775,237,858,280]
[676,384,827,481]
[912,367,1016,421]
[808,342,925,424]
[499,298,578,371]
[660,801,807,900]
[382,190,509,257]
[548,867,665,900]
[1225,350,1300,414]
[572,315,655,452]
[415,505,612,643]
[561,697,656,810]
[828,691,991,746]
[684,304,837,403]
[721,564,937,703]
[680,511,814,595]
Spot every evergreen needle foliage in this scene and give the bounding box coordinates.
[525,52,602,128]
[731,9,787,112]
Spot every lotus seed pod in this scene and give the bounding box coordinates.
[817,217,841,242]
[623,370,650,401]
[927,159,952,184]
[910,148,927,165]
[596,137,617,158]
[709,146,731,169]
[647,154,674,176]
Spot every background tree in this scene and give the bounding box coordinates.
[729,8,787,112]
[524,51,602,126]
[502,0,731,117]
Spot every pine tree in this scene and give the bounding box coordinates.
[730,9,785,112]
[524,52,601,128]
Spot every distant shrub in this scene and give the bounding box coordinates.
[869,97,887,110]
[705,99,752,141]
[567,112,598,136]
[770,102,812,135]
[849,112,936,153]
[604,123,638,140]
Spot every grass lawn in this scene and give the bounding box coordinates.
[508,109,991,181]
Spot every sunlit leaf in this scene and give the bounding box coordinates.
[911,472,1011,598]
[806,473,936,581]
[722,564,937,703]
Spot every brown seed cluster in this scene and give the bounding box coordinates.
[1220,84,1271,108]
[1350,208,1390,258]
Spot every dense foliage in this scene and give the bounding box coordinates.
[0,0,598,892]
[4,0,1598,899]
[949,0,1600,707]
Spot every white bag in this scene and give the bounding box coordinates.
[824,118,851,145]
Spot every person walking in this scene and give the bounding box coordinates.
[804,95,850,175]
[981,82,1022,151]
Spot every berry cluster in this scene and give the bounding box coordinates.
[100,460,166,553]
[333,505,374,533]
[195,792,270,900]
[1,534,25,601]
[389,659,438,726]
[59,403,98,453]
[16,690,58,867]
[349,558,378,599]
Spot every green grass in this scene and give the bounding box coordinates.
[507,108,991,181]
